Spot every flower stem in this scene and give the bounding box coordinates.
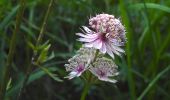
[80,49,99,100]
[17,0,54,99]
[80,81,91,100]
[0,0,26,99]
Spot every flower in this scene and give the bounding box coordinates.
[65,47,96,79]
[76,14,126,59]
[65,47,119,84]
[89,57,119,83]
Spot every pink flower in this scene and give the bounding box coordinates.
[89,57,119,83]
[76,14,126,59]
[65,47,96,79]
[65,63,86,79]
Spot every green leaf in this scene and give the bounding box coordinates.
[6,78,12,91]
[137,65,170,100]
[45,51,55,62]
[6,67,59,97]
[35,64,62,82]
[37,43,51,63]
[26,40,35,50]
[0,5,19,30]
[130,3,170,13]
[38,40,50,50]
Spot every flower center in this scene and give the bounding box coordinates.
[99,33,107,41]
[76,64,85,73]
[97,69,106,77]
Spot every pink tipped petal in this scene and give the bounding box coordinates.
[82,26,93,33]
[112,45,125,53]
[84,42,94,48]
[106,44,114,59]
[76,33,90,38]
[86,34,98,38]
[107,50,114,59]
[109,39,124,46]
[78,37,97,42]
[112,49,122,57]
[76,33,98,39]
[92,39,103,49]
[110,44,124,56]
[100,43,106,53]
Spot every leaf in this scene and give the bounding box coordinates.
[37,43,51,63]
[6,67,59,97]
[45,51,55,62]
[6,78,12,91]
[137,65,170,100]
[129,3,170,13]
[26,40,35,50]
[0,5,19,30]
[35,64,62,82]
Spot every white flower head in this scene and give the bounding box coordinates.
[90,57,119,83]
[65,47,96,79]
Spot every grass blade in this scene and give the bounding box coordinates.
[137,65,170,100]
[130,3,170,13]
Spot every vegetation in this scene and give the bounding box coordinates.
[0,0,170,100]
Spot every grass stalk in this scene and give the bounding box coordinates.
[17,0,54,99]
[0,0,25,100]
[137,65,170,100]
[0,0,26,99]
[119,0,136,99]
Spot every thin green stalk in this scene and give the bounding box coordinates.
[17,0,54,99]
[80,81,91,100]
[36,0,54,47]
[119,0,136,99]
[80,50,99,100]
[142,1,159,99]
[0,0,26,99]
[137,65,170,100]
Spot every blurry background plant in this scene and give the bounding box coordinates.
[0,0,170,100]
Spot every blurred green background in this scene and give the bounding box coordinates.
[0,0,170,100]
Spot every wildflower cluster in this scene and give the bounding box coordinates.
[65,14,126,83]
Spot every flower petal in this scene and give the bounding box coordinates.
[82,26,93,33]
[112,45,125,53]
[76,33,98,38]
[64,71,78,79]
[100,43,106,53]
[92,39,103,49]
[84,42,94,48]
[78,37,97,42]
[106,43,114,59]
[109,39,125,46]
[99,77,117,83]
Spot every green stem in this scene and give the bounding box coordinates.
[80,49,99,100]
[36,0,53,47]
[80,82,91,100]
[0,0,26,99]
[137,65,170,100]
[17,0,54,99]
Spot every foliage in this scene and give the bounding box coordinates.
[0,0,170,100]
